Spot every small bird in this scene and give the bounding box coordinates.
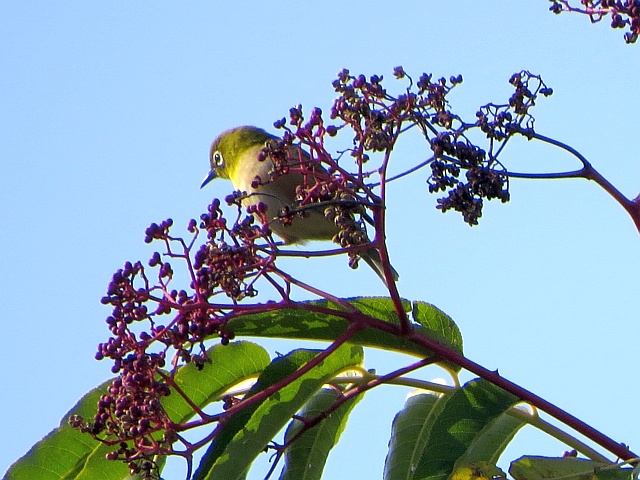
[201,125,398,285]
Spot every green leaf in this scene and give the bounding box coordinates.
[195,344,364,480]
[163,340,272,422]
[193,349,321,480]
[279,387,364,480]
[384,393,445,480]
[4,341,271,480]
[412,379,519,480]
[452,409,526,467]
[411,301,463,358]
[510,456,631,480]
[227,297,462,370]
[2,378,131,480]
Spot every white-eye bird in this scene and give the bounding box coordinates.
[201,126,398,285]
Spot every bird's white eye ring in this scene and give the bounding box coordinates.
[212,150,224,168]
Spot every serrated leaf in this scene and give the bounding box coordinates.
[227,297,462,370]
[4,341,270,480]
[195,344,364,480]
[510,456,630,480]
[226,296,408,339]
[412,379,519,480]
[384,393,445,480]
[279,387,363,480]
[411,302,462,356]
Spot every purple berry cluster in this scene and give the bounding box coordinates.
[428,136,508,226]
[428,71,552,225]
[70,198,274,476]
[272,68,551,226]
[550,0,640,43]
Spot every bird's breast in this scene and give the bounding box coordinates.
[231,147,338,244]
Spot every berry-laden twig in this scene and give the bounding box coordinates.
[550,0,640,44]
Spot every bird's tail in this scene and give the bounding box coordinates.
[360,248,399,288]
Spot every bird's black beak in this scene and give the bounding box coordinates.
[200,169,217,189]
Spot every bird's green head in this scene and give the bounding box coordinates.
[201,126,275,188]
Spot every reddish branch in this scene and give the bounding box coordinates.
[506,130,640,234]
[403,325,638,463]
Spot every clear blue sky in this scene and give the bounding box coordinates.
[1,2,639,479]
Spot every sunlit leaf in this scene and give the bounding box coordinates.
[384,393,445,480]
[411,379,519,480]
[227,297,463,370]
[510,456,631,480]
[195,344,364,480]
[279,387,364,480]
[4,341,270,480]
